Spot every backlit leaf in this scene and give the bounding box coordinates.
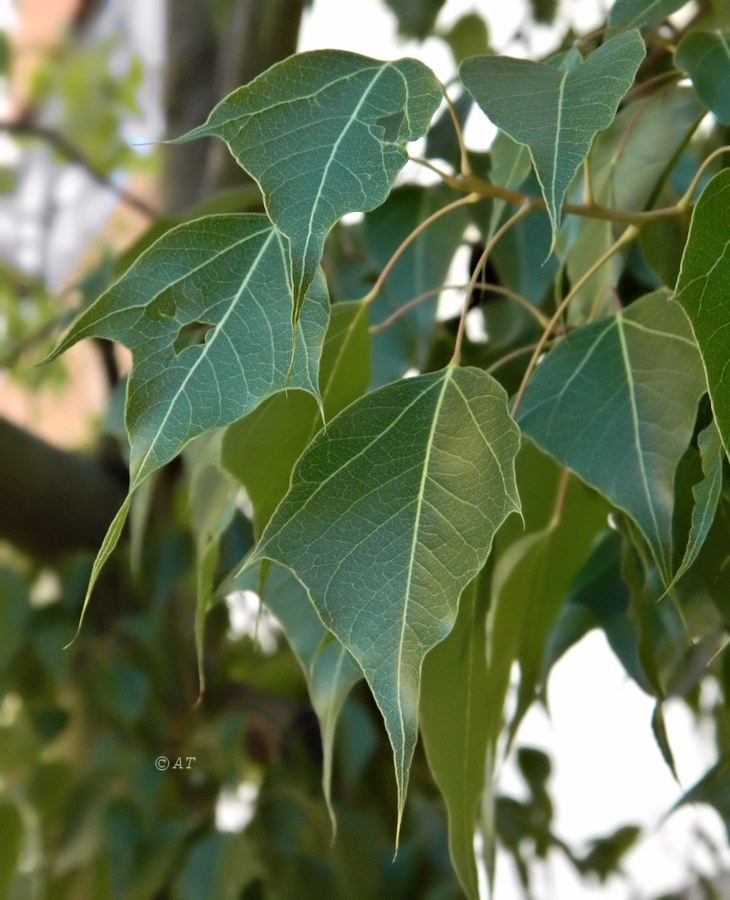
[518,291,706,582]
[460,31,645,240]
[610,0,689,28]
[52,214,328,489]
[420,570,489,900]
[177,51,442,317]
[50,214,328,623]
[223,300,371,535]
[675,31,730,124]
[675,169,730,461]
[246,366,521,833]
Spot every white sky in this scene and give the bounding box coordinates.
[298,3,730,899]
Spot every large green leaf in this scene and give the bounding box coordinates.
[50,214,328,624]
[675,31,730,124]
[52,214,328,490]
[460,31,645,239]
[177,51,442,318]
[675,170,730,461]
[518,291,706,582]
[246,366,521,833]
[671,758,730,839]
[609,0,689,28]
[420,570,489,900]
[223,300,371,535]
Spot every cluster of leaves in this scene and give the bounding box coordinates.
[3,0,730,896]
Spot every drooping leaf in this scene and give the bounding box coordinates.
[670,758,730,839]
[223,300,371,535]
[52,214,328,490]
[383,0,446,38]
[420,569,489,900]
[675,169,730,461]
[518,291,706,582]
[246,366,521,834]
[177,51,442,317]
[366,184,469,385]
[486,473,607,750]
[675,31,730,124]
[673,420,724,585]
[460,31,645,239]
[230,562,362,833]
[609,0,689,28]
[543,532,649,692]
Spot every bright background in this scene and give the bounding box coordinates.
[298,2,730,899]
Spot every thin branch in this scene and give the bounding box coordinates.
[362,192,479,306]
[0,120,159,219]
[486,337,558,375]
[442,86,471,177]
[369,283,467,334]
[510,224,639,418]
[677,145,730,211]
[452,202,535,365]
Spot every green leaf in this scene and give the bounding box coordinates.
[441,13,490,65]
[52,214,328,490]
[231,562,362,833]
[671,758,730,839]
[675,31,730,124]
[178,51,442,317]
[420,570,489,900]
[247,366,521,834]
[609,0,689,28]
[50,214,327,628]
[674,421,724,585]
[518,291,706,582]
[383,0,446,38]
[590,86,704,213]
[675,170,730,461]
[486,474,607,747]
[460,31,645,240]
[223,300,371,535]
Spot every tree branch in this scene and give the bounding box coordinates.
[0,120,159,219]
[0,416,127,559]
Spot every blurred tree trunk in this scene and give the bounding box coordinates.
[0,1,307,560]
[162,0,307,213]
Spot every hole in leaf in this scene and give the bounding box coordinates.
[173,320,214,355]
[376,110,405,142]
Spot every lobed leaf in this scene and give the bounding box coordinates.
[176,51,442,318]
[675,170,730,461]
[518,291,706,583]
[246,366,521,836]
[460,31,645,241]
[52,214,328,490]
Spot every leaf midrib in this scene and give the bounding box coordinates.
[131,229,278,487]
